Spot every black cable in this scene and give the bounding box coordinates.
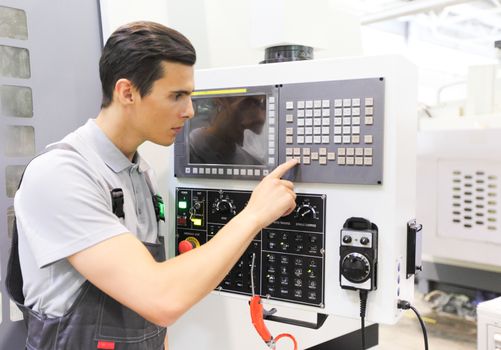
[359,290,368,350]
[398,300,429,350]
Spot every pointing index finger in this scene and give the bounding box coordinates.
[268,159,299,179]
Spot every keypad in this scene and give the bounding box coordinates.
[283,95,375,167]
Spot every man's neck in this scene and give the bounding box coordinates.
[95,107,143,161]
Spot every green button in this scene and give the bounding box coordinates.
[178,201,187,209]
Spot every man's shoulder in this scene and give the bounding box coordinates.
[20,146,103,195]
[28,146,90,176]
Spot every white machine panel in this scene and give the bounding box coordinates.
[478,297,501,350]
[160,56,418,349]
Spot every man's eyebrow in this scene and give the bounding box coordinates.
[172,90,193,95]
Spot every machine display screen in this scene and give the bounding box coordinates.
[188,95,268,166]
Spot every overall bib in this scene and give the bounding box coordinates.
[6,131,167,350]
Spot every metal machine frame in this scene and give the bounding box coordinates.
[159,55,418,349]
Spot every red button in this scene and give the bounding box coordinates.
[177,216,187,226]
[178,240,195,254]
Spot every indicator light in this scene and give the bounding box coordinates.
[191,217,203,226]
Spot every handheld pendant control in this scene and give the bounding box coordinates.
[339,217,378,291]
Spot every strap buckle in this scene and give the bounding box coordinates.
[153,194,165,222]
[110,188,125,219]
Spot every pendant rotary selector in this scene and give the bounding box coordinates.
[339,217,378,291]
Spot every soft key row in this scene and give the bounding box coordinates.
[285,147,373,166]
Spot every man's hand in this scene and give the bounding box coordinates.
[68,160,298,328]
[242,159,298,229]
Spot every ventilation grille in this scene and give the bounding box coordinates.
[437,160,501,244]
[451,170,498,231]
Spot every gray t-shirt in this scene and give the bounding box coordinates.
[14,119,159,317]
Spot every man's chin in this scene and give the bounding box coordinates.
[150,137,174,147]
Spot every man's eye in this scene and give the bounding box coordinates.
[175,93,183,100]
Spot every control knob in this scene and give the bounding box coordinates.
[342,235,352,244]
[214,198,236,216]
[341,252,371,283]
[294,203,317,220]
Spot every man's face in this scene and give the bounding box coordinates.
[239,96,266,134]
[133,61,194,146]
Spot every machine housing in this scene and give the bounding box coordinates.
[158,55,418,349]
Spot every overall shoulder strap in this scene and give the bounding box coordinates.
[6,146,56,304]
[6,218,25,304]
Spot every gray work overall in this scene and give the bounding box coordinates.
[6,132,167,350]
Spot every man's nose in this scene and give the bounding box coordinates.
[185,99,195,119]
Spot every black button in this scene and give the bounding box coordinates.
[360,237,370,245]
[308,291,317,300]
[342,235,352,244]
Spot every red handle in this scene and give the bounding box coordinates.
[250,295,273,343]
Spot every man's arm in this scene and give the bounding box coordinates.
[68,159,298,327]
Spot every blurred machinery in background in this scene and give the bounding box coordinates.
[417,59,501,298]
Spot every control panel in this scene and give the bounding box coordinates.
[175,77,384,185]
[176,187,326,307]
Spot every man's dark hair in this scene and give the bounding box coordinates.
[99,21,196,108]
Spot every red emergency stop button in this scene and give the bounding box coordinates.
[178,240,194,254]
[178,236,201,254]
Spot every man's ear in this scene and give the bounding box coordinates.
[114,78,137,105]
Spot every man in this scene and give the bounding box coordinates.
[8,21,297,349]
